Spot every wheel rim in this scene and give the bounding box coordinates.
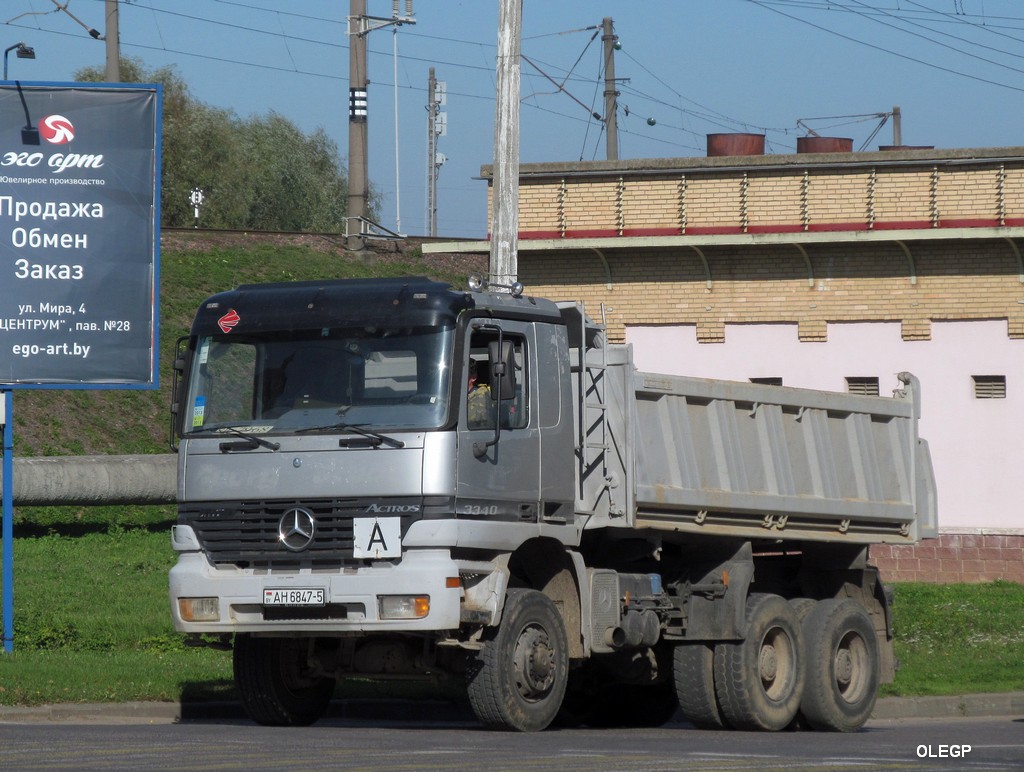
[834,630,870,705]
[758,625,796,702]
[513,623,556,702]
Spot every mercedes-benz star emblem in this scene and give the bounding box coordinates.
[278,508,316,552]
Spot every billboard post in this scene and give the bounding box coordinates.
[0,82,161,652]
[2,389,11,653]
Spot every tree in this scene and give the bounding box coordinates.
[75,58,361,232]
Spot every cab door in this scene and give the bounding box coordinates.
[455,320,541,523]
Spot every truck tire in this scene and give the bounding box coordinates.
[799,599,880,732]
[233,634,335,726]
[466,588,569,732]
[713,593,805,731]
[673,642,727,729]
[789,597,817,623]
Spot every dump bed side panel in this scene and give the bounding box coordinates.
[626,368,936,545]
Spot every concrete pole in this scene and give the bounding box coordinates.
[347,0,369,250]
[892,105,902,146]
[602,17,618,162]
[489,0,522,286]
[105,0,120,82]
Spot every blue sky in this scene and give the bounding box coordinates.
[7,1,1024,237]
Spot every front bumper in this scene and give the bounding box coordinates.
[169,525,463,634]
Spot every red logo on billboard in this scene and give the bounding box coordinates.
[217,309,240,333]
[39,115,75,145]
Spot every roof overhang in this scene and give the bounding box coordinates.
[423,226,1024,255]
[424,227,1024,289]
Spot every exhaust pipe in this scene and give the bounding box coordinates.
[603,609,660,649]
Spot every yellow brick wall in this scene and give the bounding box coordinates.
[806,170,873,226]
[746,172,803,228]
[519,241,1024,344]
[622,178,679,233]
[936,167,999,221]
[516,184,561,234]
[565,180,618,234]
[511,160,1024,234]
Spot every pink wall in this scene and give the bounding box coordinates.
[626,320,1024,532]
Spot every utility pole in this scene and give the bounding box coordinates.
[105,0,119,82]
[892,105,902,146]
[602,17,618,161]
[346,1,415,250]
[347,0,369,250]
[490,0,522,285]
[425,68,446,237]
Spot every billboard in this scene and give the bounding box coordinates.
[0,83,160,387]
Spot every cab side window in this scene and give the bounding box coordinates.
[466,332,526,430]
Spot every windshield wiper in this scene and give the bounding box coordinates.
[296,422,405,448]
[214,426,281,453]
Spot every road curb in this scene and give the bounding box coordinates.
[1,693,1022,725]
[869,691,1024,721]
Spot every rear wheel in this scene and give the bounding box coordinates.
[799,599,880,732]
[714,593,805,731]
[467,589,569,732]
[673,642,727,729]
[233,634,335,726]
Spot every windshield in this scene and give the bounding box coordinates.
[182,323,454,435]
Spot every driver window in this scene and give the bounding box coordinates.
[466,332,526,430]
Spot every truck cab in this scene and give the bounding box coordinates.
[169,276,588,727]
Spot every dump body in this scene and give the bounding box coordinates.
[628,369,936,544]
[564,307,936,547]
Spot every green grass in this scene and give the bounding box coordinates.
[0,526,237,706]
[0,650,234,705]
[882,581,1024,697]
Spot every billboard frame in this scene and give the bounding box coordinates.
[1,80,162,653]
[0,80,162,391]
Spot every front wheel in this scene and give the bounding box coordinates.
[467,589,569,732]
[233,634,336,726]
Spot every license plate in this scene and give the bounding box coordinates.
[263,588,326,606]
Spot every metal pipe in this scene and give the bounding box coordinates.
[0,454,176,506]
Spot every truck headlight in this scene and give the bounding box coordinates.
[379,595,429,619]
[178,597,220,622]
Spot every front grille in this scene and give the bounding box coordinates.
[179,499,421,568]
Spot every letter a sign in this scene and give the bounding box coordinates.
[352,517,402,559]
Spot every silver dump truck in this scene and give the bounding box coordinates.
[169,275,936,733]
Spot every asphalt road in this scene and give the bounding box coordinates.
[0,712,1021,771]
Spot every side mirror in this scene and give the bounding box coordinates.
[488,340,516,400]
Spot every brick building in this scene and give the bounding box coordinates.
[426,143,1024,583]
